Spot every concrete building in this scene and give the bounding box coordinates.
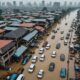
[0,40,16,66]
[53,2,61,11]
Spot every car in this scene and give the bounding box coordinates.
[61,31,64,34]
[16,74,24,80]
[32,56,38,63]
[49,62,55,71]
[74,64,80,72]
[64,40,68,45]
[51,35,55,39]
[60,68,66,78]
[17,67,24,74]
[60,36,64,40]
[37,70,44,79]
[42,41,48,47]
[51,51,56,58]
[52,30,57,33]
[22,54,32,65]
[6,73,18,80]
[65,23,67,25]
[46,43,51,49]
[60,54,65,61]
[56,43,61,49]
[28,64,35,73]
[0,65,11,71]
[40,54,45,61]
[39,48,44,54]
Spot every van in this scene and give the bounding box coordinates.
[40,54,45,61]
[28,64,35,73]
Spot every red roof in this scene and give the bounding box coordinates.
[0,29,5,33]
[35,26,45,32]
[20,23,35,28]
[0,40,13,48]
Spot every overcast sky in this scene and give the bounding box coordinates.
[1,0,80,3]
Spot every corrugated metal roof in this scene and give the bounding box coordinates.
[4,28,29,39]
[20,23,35,28]
[4,27,18,31]
[23,30,38,41]
[14,45,27,57]
[0,40,15,55]
[32,19,46,22]
[0,29,5,33]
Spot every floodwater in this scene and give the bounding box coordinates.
[23,10,77,80]
[0,10,77,80]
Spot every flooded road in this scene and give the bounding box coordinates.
[23,11,77,80]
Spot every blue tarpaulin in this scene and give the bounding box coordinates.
[14,45,27,57]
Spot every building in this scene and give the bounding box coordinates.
[4,28,29,48]
[0,21,7,28]
[53,2,61,11]
[0,40,16,66]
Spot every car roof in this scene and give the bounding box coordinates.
[16,74,24,80]
[10,73,17,79]
[39,70,44,73]
[30,64,35,68]
[40,48,44,50]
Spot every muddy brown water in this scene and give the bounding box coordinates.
[23,11,77,80]
[0,10,77,80]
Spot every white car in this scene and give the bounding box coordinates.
[64,40,68,45]
[40,54,45,61]
[39,48,44,54]
[46,44,51,49]
[32,56,38,63]
[60,36,64,40]
[37,70,44,79]
[28,64,35,73]
[51,51,56,58]
[16,74,24,80]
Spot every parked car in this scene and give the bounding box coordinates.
[56,43,61,49]
[40,54,45,61]
[46,43,51,49]
[49,62,55,71]
[28,64,35,73]
[64,40,68,45]
[22,54,32,65]
[32,56,38,63]
[0,65,11,71]
[51,51,56,58]
[74,64,80,72]
[60,35,64,40]
[65,23,67,25]
[42,41,48,47]
[16,74,24,80]
[60,54,65,61]
[51,35,55,39]
[60,68,66,78]
[39,48,44,54]
[37,70,44,79]
[61,31,64,34]
[52,30,57,33]
[17,67,24,74]
[6,73,18,80]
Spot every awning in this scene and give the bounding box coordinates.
[23,30,38,41]
[14,45,27,57]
